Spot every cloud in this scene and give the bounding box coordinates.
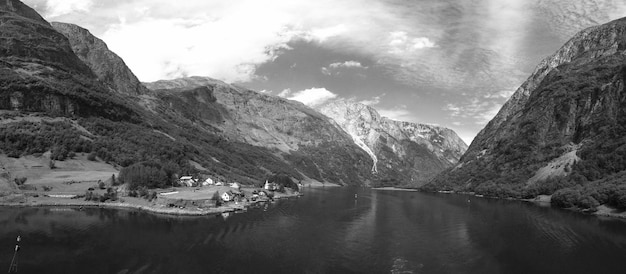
[281,87,338,107]
[377,105,413,121]
[27,0,410,83]
[387,31,435,55]
[358,94,384,106]
[43,0,93,17]
[321,60,367,76]
[444,95,504,126]
[309,24,349,42]
[329,61,366,69]
[101,13,298,82]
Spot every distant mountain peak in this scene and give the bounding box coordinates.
[317,99,467,186]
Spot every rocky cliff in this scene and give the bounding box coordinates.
[0,0,135,120]
[317,99,467,186]
[427,17,626,202]
[51,22,149,96]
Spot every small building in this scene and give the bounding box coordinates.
[222,191,235,202]
[264,180,278,191]
[179,176,194,187]
[202,178,214,186]
[231,182,241,190]
[215,181,224,186]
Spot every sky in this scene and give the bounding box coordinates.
[24,0,626,145]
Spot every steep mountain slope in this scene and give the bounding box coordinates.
[317,99,467,186]
[0,0,135,119]
[426,17,626,204]
[51,22,149,96]
[144,77,376,185]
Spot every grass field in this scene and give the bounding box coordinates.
[0,153,118,194]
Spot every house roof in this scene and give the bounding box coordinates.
[180,176,193,180]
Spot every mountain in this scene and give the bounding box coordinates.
[317,99,467,186]
[51,22,149,96]
[0,0,134,119]
[426,17,626,209]
[0,1,378,187]
[143,76,377,185]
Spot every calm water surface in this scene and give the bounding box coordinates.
[2,187,626,273]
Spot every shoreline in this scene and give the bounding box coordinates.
[432,190,626,220]
[0,192,302,216]
[372,187,418,192]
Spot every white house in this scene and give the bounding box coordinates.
[215,181,224,186]
[221,191,235,202]
[264,180,278,191]
[230,182,241,190]
[202,178,214,186]
[179,176,194,187]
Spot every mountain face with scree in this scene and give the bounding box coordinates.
[317,99,467,186]
[426,17,626,208]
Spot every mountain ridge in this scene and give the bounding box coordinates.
[426,16,626,209]
[317,99,467,186]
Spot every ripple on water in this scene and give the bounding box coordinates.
[526,210,585,252]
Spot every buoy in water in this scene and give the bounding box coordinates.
[354,194,358,199]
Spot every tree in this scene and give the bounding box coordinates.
[49,160,56,169]
[212,191,222,206]
[111,174,117,186]
[87,152,97,161]
[13,177,27,186]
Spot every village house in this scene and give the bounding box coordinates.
[221,191,235,202]
[179,176,194,187]
[264,180,278,191]
[202,178,214,186]
[230,182,241,190]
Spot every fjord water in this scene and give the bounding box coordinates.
[2,188,626,273]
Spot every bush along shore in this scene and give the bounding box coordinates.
[429,189,626,219]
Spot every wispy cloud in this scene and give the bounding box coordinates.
[377,105,414,121]
[329,61,366,69]
[28,0,410,83]
[321,60,367,76]
[444,96,503,126]
[358,94,384,106]
[41,0,93,17]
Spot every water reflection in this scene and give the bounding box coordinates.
[2,190,626,273]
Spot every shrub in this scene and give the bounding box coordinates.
[49,160,56,169]
[611,186,626,209]
[552,188,581,208]
[14,177,27,186]
[87,152,97,161]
